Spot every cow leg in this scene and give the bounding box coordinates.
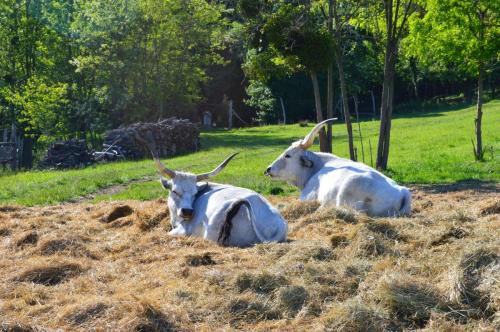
[335,174,377,214]
[225,205,259,247]
[168,226,187,237]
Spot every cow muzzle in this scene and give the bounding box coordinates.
[264,166,273,176]
[179,208,194,220]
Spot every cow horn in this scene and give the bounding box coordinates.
[299,118,337,149]
[154,157,176,179]
[196,152,239,181]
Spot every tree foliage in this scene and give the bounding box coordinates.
[0,0,497,168]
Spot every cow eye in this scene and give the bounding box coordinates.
[285,154,291,158]
[172,190,182,197]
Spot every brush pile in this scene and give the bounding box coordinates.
[38,139,92,169]
[102,118,199,160]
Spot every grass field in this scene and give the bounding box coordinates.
[0,100,499,206]
[0,101,499,331]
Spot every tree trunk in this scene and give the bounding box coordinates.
[409,57,419,101]
[474,64,484,160]
[376,40,396,170]
[310,72,328,152]
[336,51,356,160]
[353,94,365,163]
[20,137,33,169]
[370,90,376,119]
[325,0,334,153]
[326,63,334,153]
[280,97,286,125]
[381,69,395,169]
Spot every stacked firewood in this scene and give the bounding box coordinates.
[102,118,200,159]
[38,139,92,169]
[38,118,199,168]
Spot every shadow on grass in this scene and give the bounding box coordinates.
[201,131,296,150]
[412,180,498,193]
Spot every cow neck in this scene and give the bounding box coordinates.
[296,151,325,189]
[194,182,213,203]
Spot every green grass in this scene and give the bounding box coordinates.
[1,100,499,206]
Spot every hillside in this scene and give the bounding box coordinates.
[0,100,499,206]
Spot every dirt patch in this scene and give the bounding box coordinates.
[0,227,11,237]
[14,263,84,286]
[38,237,96,258]
[134,303,176,332]
[449,247,499,314]
[0,205,20,212]
[479,199,500,216]
[101,205,134,223]
[185,253,216,267]
[65,303,108,325]
[15,231,38,247]
[430,226,469,246]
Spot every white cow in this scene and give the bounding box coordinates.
[154,153,287,247]
[265,119,411,217]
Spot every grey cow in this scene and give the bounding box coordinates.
[155,154,288,247]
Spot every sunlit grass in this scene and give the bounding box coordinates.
[1,100,498,206]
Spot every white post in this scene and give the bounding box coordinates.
[228,99,233,129]
[280,97,286,125]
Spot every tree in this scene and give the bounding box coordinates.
[245,79,277,124]
[328,0,368,160]
[361,0,416,170]
[407,0,499,160]
[6,76,69,140]
[240,1,335,151]
[72,0,226,126]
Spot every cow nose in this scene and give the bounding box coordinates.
[180,208,193,218]
[265,167,271,175]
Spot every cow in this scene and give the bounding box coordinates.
[265,119,412,217]
[154,153,288,247]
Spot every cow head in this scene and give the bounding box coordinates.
[265,119,336,186]
[154,153,238,223]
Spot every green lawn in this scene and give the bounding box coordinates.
[1,100,498,206]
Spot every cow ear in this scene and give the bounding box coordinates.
[160,177,171,190]
[300,156,314,168]
[197,182,209,192]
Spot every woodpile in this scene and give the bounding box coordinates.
[102,118,199,159]
[38,118,199,169]
[38,139,92,169]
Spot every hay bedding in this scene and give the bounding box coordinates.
[0,187,498,331]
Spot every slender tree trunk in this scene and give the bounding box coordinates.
[326,64,334,153]
[20,137,33,169]
[409,57,419,101]
[370,90,376,119]
[280,97,286,124]
[325,0,334,153]
[336,52,355,160]
[310,71,328,152]
[377,40,395,170]
[353,94,365,163]
[381,68,395,169]
[475,64,484,160]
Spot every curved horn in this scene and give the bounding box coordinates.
[299,118,337,149]
[154,157,176,179]
[196,152,239,181]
